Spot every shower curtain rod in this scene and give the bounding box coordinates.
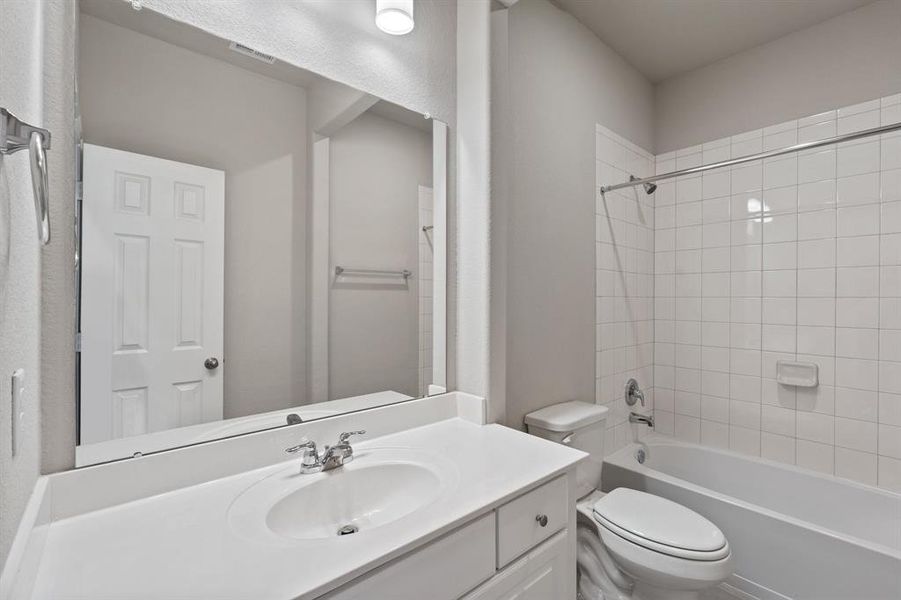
[600,120,901,194]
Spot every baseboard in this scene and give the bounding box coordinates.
[724,574,792,600]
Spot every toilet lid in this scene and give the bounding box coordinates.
[593,488,728,560]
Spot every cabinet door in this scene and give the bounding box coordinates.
[463,530,571,600]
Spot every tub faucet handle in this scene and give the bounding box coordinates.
[625,378,645,407]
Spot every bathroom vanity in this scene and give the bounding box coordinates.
[1,394,585,599]
[323,459,574,600]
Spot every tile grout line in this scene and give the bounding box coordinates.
[829,136,837,474]
[792,117,801,465]
[876,132,882,486]
[757,136,764,457]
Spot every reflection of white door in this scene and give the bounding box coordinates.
[81,144,225,444]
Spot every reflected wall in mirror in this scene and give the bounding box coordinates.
[75,1,448,466]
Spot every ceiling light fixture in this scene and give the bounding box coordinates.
[376,0,414,36]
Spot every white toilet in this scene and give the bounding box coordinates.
[525,401,733,600]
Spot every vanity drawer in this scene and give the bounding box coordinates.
[496,475,567,567]
[322,512,496,600]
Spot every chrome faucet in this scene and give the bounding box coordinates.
[624,378,645,407]
[624,378,654,427]
[285,430,366,474]
[629,412,655,427]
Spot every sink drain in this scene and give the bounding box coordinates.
[337,524,359,536]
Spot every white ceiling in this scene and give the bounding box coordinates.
[551,0,876,83]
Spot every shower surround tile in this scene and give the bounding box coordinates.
[599,92,901,492]
[652,93,901,492]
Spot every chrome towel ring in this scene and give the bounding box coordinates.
[1,107,52,245]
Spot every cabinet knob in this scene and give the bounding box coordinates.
[535,514,548,527]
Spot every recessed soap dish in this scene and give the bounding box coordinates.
[776,361,818,387]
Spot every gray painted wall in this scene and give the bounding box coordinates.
[78,15,309,420]
[329,112,432,400]
[655,0,901,152]
[41,2,79,477]
[0,0,76,568]
[502,0,654,431]
[489,7,510,422]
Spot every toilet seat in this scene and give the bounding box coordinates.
[593,488,729,561]
[595,515,730,561]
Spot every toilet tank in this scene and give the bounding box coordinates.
[524,401,608,499]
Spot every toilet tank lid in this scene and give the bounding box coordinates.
[524,401,608,432]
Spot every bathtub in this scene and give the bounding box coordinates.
[602,435,901,600]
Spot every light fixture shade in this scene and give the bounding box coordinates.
[376,0,414,35]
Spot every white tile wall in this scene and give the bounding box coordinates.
[595,125,655,456]
[650,93,901,491]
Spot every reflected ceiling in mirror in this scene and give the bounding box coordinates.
[75,0,448,466]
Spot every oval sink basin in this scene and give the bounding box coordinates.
[227,447,457,545]
[267,462,440,540]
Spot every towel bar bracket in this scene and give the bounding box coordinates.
[0,108,51,155]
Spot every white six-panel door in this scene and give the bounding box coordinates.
[81,144,225,444]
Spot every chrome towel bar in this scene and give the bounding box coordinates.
[1,108,51,244]
[334,266,412,279]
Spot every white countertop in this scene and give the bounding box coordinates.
[30,419,585,600]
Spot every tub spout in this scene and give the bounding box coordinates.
[629,412,654,427]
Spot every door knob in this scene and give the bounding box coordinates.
[204,357,220,370]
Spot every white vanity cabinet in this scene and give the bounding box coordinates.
[463,531,570,600]
[321,474,575,600]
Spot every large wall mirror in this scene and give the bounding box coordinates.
[75,1,448,466]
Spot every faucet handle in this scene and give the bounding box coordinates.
[338,430,366,444]
[624,378,645,407]
[286,439,320,463]
[286,440,323,473]
[285,439,316,454]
